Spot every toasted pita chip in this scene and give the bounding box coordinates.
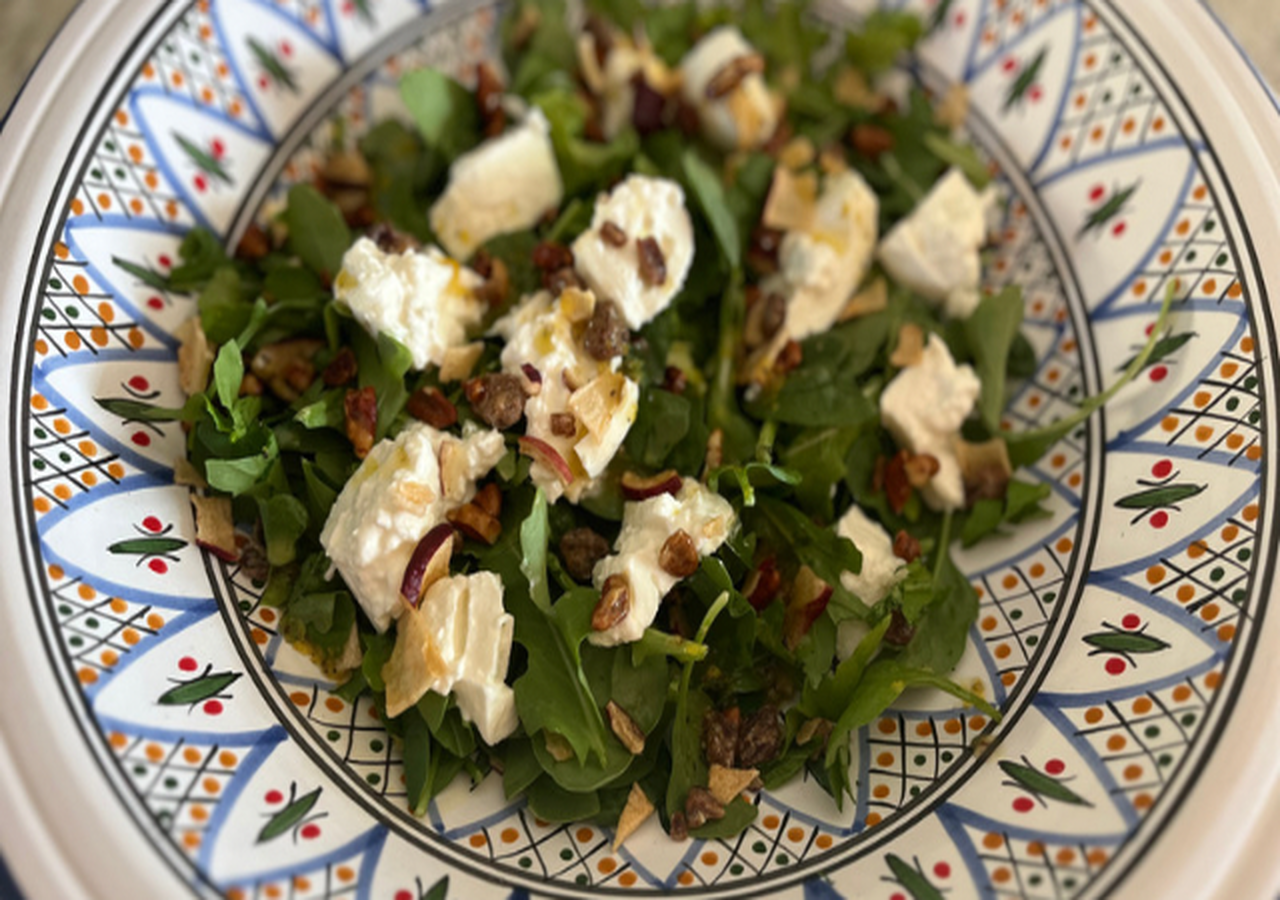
[382,602,448,718]
[612,783,656,851]
[173,456,207,489]
[709,764,759,805]
[176,317,214,397]
[544,731,575,763]
[762,167,818,233]
[439,342,484,383]
[889,323,925,368]
[839,277,889,322]
[934,83,971,131]
[192,494,238,562]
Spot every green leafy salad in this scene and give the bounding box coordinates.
[113,0,1174,845]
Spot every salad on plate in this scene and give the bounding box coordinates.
[110,0,1173,845]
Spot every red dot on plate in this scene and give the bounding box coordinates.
[148,558,169,575]
[1150,510,1170,529]
[1105,657,1127,676]
[1090,185,1106,202]
[300,823,321,840]
[203,699,223,715]
[210,138,225,159]
[178,656,198,672]
[1045,758,1066,775]
[1122,614,1142,630]
[1013,797,1035,813]
[1030,85,1043,102]
[142,515,163,532]
[1149,365,1168,382]
[147,297,164,310]
[258,75,270,90]
[1002,57,1018,73]
[934,862,951,879]
[1152,460,1174,479]
[891,894,907,900]
[157,255,172,269]
[1112,221,1128,237]
[129,375,151,392]
[955,11,967,26]
[280,41,293,57]
[395,892,413,900]
[193,174,208,193]
[131,431,152,447]
[265,789,283,804]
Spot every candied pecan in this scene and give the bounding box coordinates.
[235,222,271,261]
[759,291,787,341]
[883,450,912,514]
[464,373,526,430]
[447,503,502,545]
[904,452,941,489]
[675,98,701,135]
[606,701,646,755]
[705,53,765,100]
[662,365,688,395]
[344,386,378,459]
[892,529,922,564]
[850,122,896,160]
[636,236,667,286]
[600,220,628,247]
[737,705,783,768]
[631,73,668,135]
[746,225,783,275]
[407,386,459,429]
[775,339,803,374]
[322,347,358,387]
[473,482,502,518]
[883,608,916,647]
[669,811,689,842]
[582,298,630,361]
[659,529,700,579]
[475,62,506,138]
[239,373,264,397]
[702,707,741,768]
[532,241,574,272]
[469,247,495,279]
[591,574,631,631]
[367,221,420,255]
[475,256,510,307]
[544,266,585,294]
[550,412,578,437]
[684,786,726,830]
[560,528,610,582]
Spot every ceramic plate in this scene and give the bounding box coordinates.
[3,1,1280,897]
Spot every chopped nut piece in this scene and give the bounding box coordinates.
[591,574,631,631]
[833,66,877,109]
[737,705,783,768]
[659,529,700,578]
[746,225,783,276]
[368,222,420,254]
[606,701,646,754]
[708,764,758,805]
[235,222,271,261]
[775,339,803,374]
[884,609,916,647]
[669,811,689,842]
[344,386,377,459]
[839,277,889,322]
[777,135,815,170]
[893,529,922,563]
[684,786,726,830]
[473,482,502,518]
[582,298,630,361]
[600,220,628,247]
[532,240,574,272]
[705,53,765,100]
[560,527,611,582]
[475,62,506,138]
[702,707,740,768]
[236,533,270,584]
[407,386,459,429]
[475,256,511,307]
[956,437,1014,505]
[465,373,526,430]
[882,450,912,514]
[438,342,484,383]
[744,288,787,347]
[175,317,214,397]
[322,347,358,387]
[904,452,941,489]
[889,323,925,368]
[550,412,578,437]
[636,236,667,287]
[520,363,543,394]
[819,143,849,174]
[239,373,264,397]
[251,338,324,401]
[934,83,971,131]
[192,494,238,562]
[662,365,688,395]
[849,122,896,159]
[703,428,724,476]
[613,782,656,850]
[762,167,818,232]
[544,731,575,762]
[447,503,502,545]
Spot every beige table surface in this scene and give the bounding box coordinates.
[1,0,1278,118]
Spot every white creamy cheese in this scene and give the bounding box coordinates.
[769,170,879,341]
[429,109,564,259]
[877,168,998,319]
[413,572,518,745]
[590,480,737,647]
[494,291,639,503]
[679,26,778,151]
[879,334,981,511]
[319,422,506,632]
[334,237,484,372]
[571,175,695,329]
[836,504,906,606]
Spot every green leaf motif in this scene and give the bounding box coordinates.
[421,876,450,900]
[157,669,241,706]
[1118,330,1196,372]
[1114,482,1206,511]
[885,853,945,900]
[256,785,322,843]
[998,759,1093,807]
[111,256,171,292]
[174,132,231,184]
[108,537,188,557]
[1079,182,1139,238]
[248,37,299,93]
[1004,48,1046,111]
[1083,628,1170,655]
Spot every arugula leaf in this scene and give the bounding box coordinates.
[964,286,1024,433]
[198,266,253,344]
[351,326,414,440]
[844,11,925,75]
[960,498,1004,547]
[801,615,892,720]
[400,68,481,162]
[665,687,712,817]
[402,710,434,816]
[706,462,802,507]
[525,776,601,823]
[204,432,279,495]
[285,184,352,280]
[212,339,244,412]
[625,388,691,470]
[521,489,553,613]
[360,631,394,693]
[534,90,640,197]
[1006,479,1052,521]
[503,0,577,97]
[256,493,309,566]
[793,611,837,687]
[682,149,740,268]
[502,738,543,800]
[169,227,232,292]
[782,426,863,520]
[893,550,978,673]
[360,119,440,241]
[746,496,868,619]
[690,796,758,839]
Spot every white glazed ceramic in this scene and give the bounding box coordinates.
[2,1,1280,898]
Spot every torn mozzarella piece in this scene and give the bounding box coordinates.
[836,505,906,606]
[879,334,981,511]
[334,237,484,372]
[589,480,736,647]
[319,423,505,632]
[679,26,778,151]
[429,109,564,259]
[571,175,695,329]
[877,168,999,320]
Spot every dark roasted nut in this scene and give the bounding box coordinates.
[631,73,668,135]
[850,122,896,160]
[883,450,912,514]
[892,529,922,563]
[583,14,614,65]
[684,786,726,830]
[659,529,700,578]
[702,707,740,768]
[465,373,526,430]
[239,373,264,397]
[407,386,459,429]
[447,503,503,545]
[606,701,646,754]
[636,236,667,287]
[591,574,631,631]
[544,266,585,294]
[883,608,916,647]
[367,221,420,254]
[662,365,688,395]
[669,811,689,842]
[473,482,503,518]
[475,62,506,138]
[559,527,611,582]
[957,437,1014,505]
[746,225,783,276]
[344,386,378,459]
[550,412,578,437]
[904,452,941,489]
[705,53,765,100]
[532,241,574,272]
[236,533,271,584]
[763,118,794,157]
[675,98,701,135]
[469,247,494,279]
[235,222,271,261]
[251,339,324,401]
[775,339,803,374]
[583,298,630,361]
[737,705,783,768]
[476,256,510,306]
[600,220,628,247]
[322,347,358,387]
